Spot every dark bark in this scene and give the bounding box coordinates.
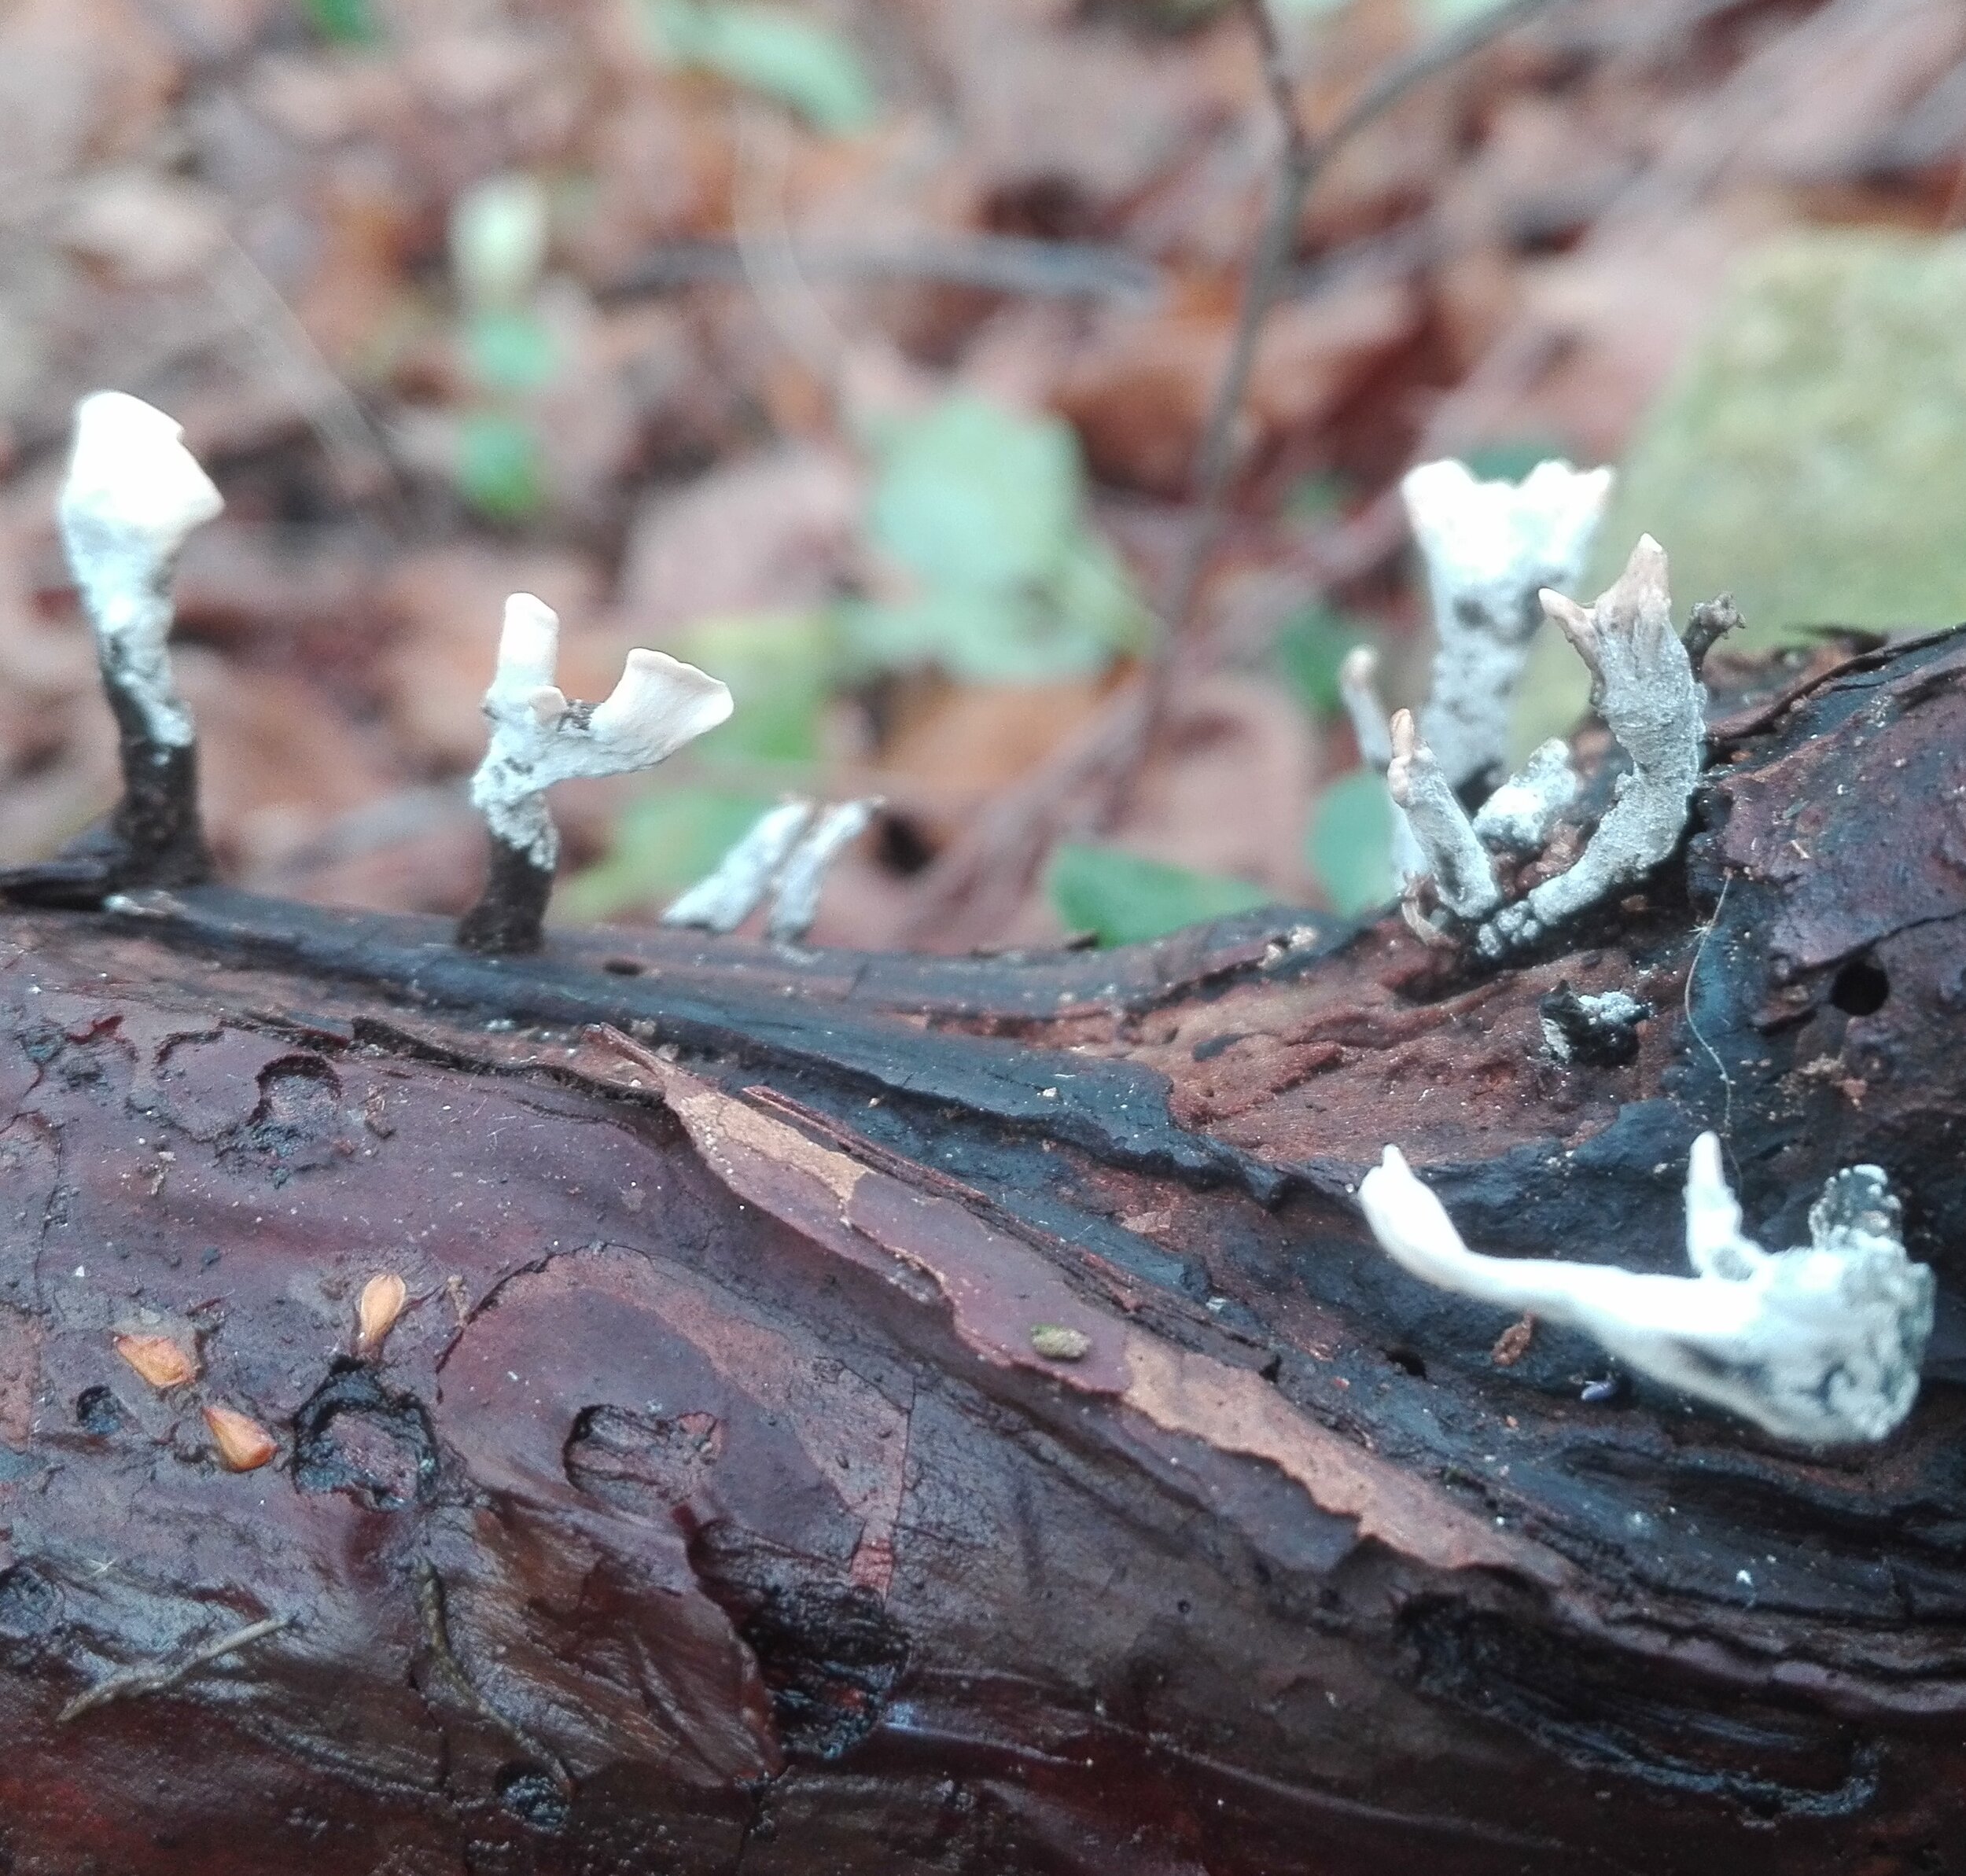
[2,631,1965,1874]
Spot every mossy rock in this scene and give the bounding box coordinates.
[1515,230,1966,756]
[1593,230,1966,638]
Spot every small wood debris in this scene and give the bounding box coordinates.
[1030,1324,1092,1361]
[113,1332,197,1389]
[1491,1315,1536,1367]
[355,1273,408,1356]
[204,1403,278,1471]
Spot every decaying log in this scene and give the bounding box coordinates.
[2,627,1966,1874]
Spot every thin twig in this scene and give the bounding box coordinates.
[601,233,1158,305]
[59,1613,293,1723]
[902,0,1575,947]
[1151,0,1579,718]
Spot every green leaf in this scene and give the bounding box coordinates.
[1274,607,1366,719]
[850,395,1148,682]
[455,411,546,522]
[1046,843,1272,948]
[300,0,378,43]
[1306,771,1397,917]
[462,307,561,395]
[558,785,775,922]
[665,611,836,764]
[650,1,877,133]
[869,395,1080,594]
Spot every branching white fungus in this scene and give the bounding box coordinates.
[469,594,733,874]
[1358,1133,1934,1444]
[1404,457,1613,796]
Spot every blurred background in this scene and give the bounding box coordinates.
[1,0,1963,951]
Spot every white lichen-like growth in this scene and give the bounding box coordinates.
[1540,988,1644,1063]
[471,594,732,869]
[663,800,818,932]
[765,798,880,944]
[58,391,225,748]
[1471,739,1579,853]
[1405,457,1614,796]
[1386,711,1499,921]
[1477,536,1703,957]
[1358,1134,1935,1444]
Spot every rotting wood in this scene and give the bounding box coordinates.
[0,627,1964,1871]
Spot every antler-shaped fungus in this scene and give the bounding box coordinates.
[458,594,732,953]
[1358,1134,1934,1444]
[1475,535,1703,956]
[662,796,881,943]
[1404,456,1613,798]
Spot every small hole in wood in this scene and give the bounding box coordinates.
[1830,955,1889,1017]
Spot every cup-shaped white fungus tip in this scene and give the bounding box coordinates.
[468,593,734,873]
[61,391,223,552]
[1401,458,1614,596]
[588,649,734,771]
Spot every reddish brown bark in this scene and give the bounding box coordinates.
[2,630,1964,1874]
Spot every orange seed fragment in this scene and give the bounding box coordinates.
[113,1332,197,1389]
[204,1404,278,1472]
[355,1273,408,1355]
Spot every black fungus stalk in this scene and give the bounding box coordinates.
[456,593,732,955]
[0,393,223,905]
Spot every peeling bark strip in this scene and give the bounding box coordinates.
[1,630,1965,1871]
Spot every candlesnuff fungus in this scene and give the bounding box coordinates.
[663,800,819,932]
[1474,535,1704,955]
[1403,456,1614,798]
[457,594,732,953]
[1385,711,1500,921]
[662,794,881,941]
[3,391,226,900]
[1358,1133,1935,1444]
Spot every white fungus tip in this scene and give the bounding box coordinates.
[493,593,561,699]
[588,649,734,768]
[1357,1133,1935,1444]
[1537,587,1591,634]
[62,391,224,550]
[1338,645,1379,686]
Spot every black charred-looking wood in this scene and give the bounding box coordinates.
[0,676,211,908]
[455,834,554,954]
[1537,980,1645,1067]
[0,628,1964,1874]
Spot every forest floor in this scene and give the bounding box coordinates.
[1,0,1961,951]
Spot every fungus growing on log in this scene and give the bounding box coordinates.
[456,593,732,954]
[6,386,1966,1870]
[1403,454,1613,796]
[662,795,881,941]
[0,392,223,902]
[1359,1132,1935,1443]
